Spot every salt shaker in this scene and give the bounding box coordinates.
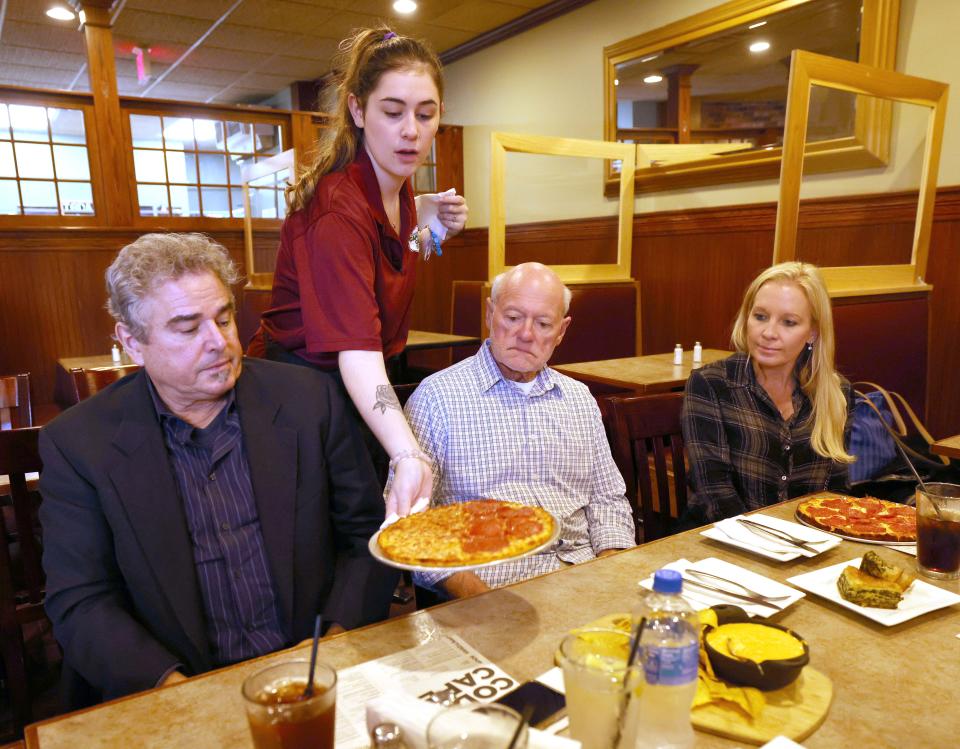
[370,722,406,749]
[693,341,703,364]
[111,344,122,363]
[673,343,683,365]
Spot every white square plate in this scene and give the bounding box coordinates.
[786,557,960,626]
[701,514,841,561]
[640,557,805,618]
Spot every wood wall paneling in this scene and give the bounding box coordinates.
[3,187,958,438]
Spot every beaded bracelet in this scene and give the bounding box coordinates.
[388,449,433,472]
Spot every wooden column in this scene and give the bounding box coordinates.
[663,64,698,144]
[79,1,135,225]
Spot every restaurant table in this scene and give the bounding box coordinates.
[53,355,139,409]
[931,434,960,460]
[553,349,731,393]
[25,496,960,748]
[398,330,481,382]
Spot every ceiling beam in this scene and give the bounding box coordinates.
[439,0,596,66]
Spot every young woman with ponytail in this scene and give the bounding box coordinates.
[681,261,855,523]
[256,27,468,517]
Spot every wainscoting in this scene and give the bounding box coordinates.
[1,186,958,436]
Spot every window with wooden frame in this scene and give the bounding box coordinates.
[412,140,437,194]
[125,106,287,220]
[0,99,97,218]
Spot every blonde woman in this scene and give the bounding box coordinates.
[681,262,854,522]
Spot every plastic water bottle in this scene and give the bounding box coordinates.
[633,569,699,749]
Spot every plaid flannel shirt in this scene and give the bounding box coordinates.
[681,352,852,523]
[404,340,635,592]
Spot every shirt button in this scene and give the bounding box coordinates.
[781,475,788,481]
[208,473,216,481]
[784,445,791,451]
[220,521,230,532]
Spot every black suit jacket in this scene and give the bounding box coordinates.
[39,358,397,705]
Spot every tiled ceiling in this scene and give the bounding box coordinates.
[0,0,560,105]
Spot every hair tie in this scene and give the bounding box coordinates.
[383,31,397,41]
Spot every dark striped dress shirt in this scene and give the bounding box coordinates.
[149,383,286,667]
[681,353,853,523]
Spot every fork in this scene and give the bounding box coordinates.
[736,517,821,554]
[684,568,792,601]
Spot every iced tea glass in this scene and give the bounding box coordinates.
[557,628,640,749]
[916,482,960,580]
[242,659,337,749]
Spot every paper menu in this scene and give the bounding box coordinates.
[335,633,519,748]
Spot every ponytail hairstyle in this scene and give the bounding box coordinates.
[731,261,854,463]
[288,26,444,212]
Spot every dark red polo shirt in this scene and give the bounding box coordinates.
[259,147,418,369]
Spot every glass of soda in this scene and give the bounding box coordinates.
[242,659,337,749]
[916,482,960,580]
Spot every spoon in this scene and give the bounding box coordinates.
[302,614,323,700]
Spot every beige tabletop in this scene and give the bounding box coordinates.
[554,349,731,393]
[931,434,960,460]
[25,497,960,748]
[404,330,480,351]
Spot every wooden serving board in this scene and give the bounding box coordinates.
[692,666,833,745]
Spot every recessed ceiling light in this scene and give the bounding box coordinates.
[749,41,771,53]
[640,54,660,63]
[748,20,767,30]
[643,74,663,84]
[393,0,417,13]
[46,6,75,21]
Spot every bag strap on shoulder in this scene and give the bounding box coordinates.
[853,381,907,435]
[854,385,950,468]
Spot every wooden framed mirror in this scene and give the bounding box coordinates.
[603,0,900,195]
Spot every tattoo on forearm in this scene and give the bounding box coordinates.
[372,384,401,414]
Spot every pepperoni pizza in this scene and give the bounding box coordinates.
[796,495,915,542]
[377,499,556,567]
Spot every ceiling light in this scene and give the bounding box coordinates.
[749,41,771,53]
[46,6,75,21]
[643,74,663,84]
[614,79,619,86]
[640,54,660,63]
[748,21,767,30]
[393,0,417,13]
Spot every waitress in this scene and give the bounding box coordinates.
[255,27,468,517]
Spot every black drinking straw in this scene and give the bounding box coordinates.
[611,619,644,749]
[302,614,323,699]
[506,705,533,749]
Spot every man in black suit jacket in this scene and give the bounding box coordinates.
[39,233,397,706]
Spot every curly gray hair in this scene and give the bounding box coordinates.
[106,233,240,342]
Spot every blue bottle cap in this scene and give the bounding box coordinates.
[652,568,683,594]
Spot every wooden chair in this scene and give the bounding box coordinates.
[608,392,688,543]
[0,375,32,431]
[0,426,47,732]
[64,365,139,406]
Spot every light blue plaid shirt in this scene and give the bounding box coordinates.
[404,340,636,592]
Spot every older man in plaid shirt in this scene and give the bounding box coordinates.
[403,262,636,599]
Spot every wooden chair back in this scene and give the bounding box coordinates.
[0,426,45,731]
[608,392,688,543]
[0,374,32,431]
[66,365,139,406]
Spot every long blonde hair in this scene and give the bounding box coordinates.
[731,261,853,463]
[287,26,444,213]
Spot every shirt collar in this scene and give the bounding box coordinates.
[347,145,415,240]
[146,375,237,447]
[473,339,560,396]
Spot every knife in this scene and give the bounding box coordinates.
[736,517,820,554]
[679,575,787,610]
